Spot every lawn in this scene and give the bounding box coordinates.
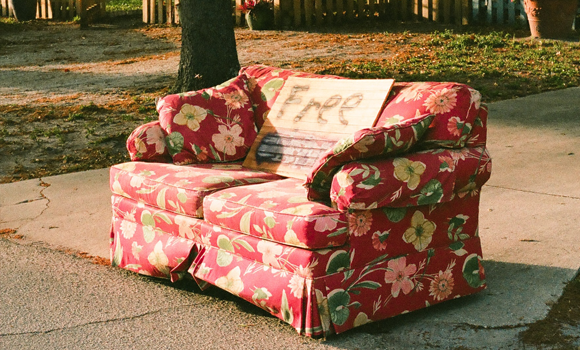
[107,0,142,12]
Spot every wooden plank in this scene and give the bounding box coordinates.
[142,0,148,22]
[68,0,74,19]
[273,0,281,27]
[486,0,492,24]
[401,0,408,20]
[495,0,504,24]
[149,0,155,23]
[358,0,365,19]
[2,0,7,17]
[326,0,333,24]
[304,0,313,26]
[471,0,478,23]
[422,0,429,20]
[368,0,375,18]
[454,0,461,24]
[443,0,451,23]
[243,77,395,180]
[293,0,301,26]
[175,0,180,24]
[166,0,173,24]
[336,0,344,22]
[315,0,323,25]
[496,0,504,24]
[346,0,354,20]
[507,0,515,24]
[461,0,469,24]
[411,0,419,20]
[157,0,163,24]
[432,0,439,21]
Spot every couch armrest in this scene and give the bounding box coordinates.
[126,120,172,163]
[330,146,492,211]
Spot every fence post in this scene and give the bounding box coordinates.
[157,0,163,24]
[273,0,281,26]
[304,0,313,26]
[357,0,365,19]
[292,0,301,26]
[149,0,155,23]
[345,0,354,20]
[315,0,323,24]
[496,0,503,23]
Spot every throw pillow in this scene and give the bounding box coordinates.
[157,75,257,165]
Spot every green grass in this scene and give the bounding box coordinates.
[107,0,142,12]
[320,30,580,102]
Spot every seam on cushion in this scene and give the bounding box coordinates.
[204,222,334,250]
[202,243,325,277]
[112,167,279,195]
[204,195,345,220]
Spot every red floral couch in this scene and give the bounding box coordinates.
[110,65,491,337]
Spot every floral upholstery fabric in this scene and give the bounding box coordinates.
[188,235,485,336]
[126,120,171,163]
[110,161,282,218]
[111,196,195,282]
[305,113,434,201]
[239,65,344,129]
[157,75,257,165]
[331,146,492,211]
[378,82,485,149]
[203,178,348,249]
[111,67,491,337]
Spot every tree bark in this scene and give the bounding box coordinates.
[173,0,241,93]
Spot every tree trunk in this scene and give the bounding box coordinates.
[173,0,240,93]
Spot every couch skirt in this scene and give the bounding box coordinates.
[110,194,486,337]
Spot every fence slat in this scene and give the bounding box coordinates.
[315,0,323,25]
[486,0,492,23]
[497,0,503,23]
[156,0,163,24]
[336,0,344,22]
[443,0,450,22]
[149,0,155,23]
[273,0,281,26]
[357,0,364,19]
[304,0,313,26]
[292,0,301,26]
[507,0,515,24]
[326,0,333,24]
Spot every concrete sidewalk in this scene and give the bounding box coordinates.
[1,87,579,348]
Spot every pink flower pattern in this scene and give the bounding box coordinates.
[112,65,491,337]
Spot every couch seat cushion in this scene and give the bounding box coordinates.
[110,161,283,218]
[203,178,348,249]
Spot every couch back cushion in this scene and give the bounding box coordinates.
[378,82,485,149]
[126,120,172,163]
[157,75,257,165]
[239,65,345,130]
[305,113,434,201]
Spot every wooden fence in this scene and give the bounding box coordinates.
[0,0,106,20]
[140,0,529,26]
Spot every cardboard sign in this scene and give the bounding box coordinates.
[243,77,395,179]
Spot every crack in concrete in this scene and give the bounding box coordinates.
[484,184,580,200]
[0,303,200,337]
[37,179,51,218]
[457,322,530,331]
